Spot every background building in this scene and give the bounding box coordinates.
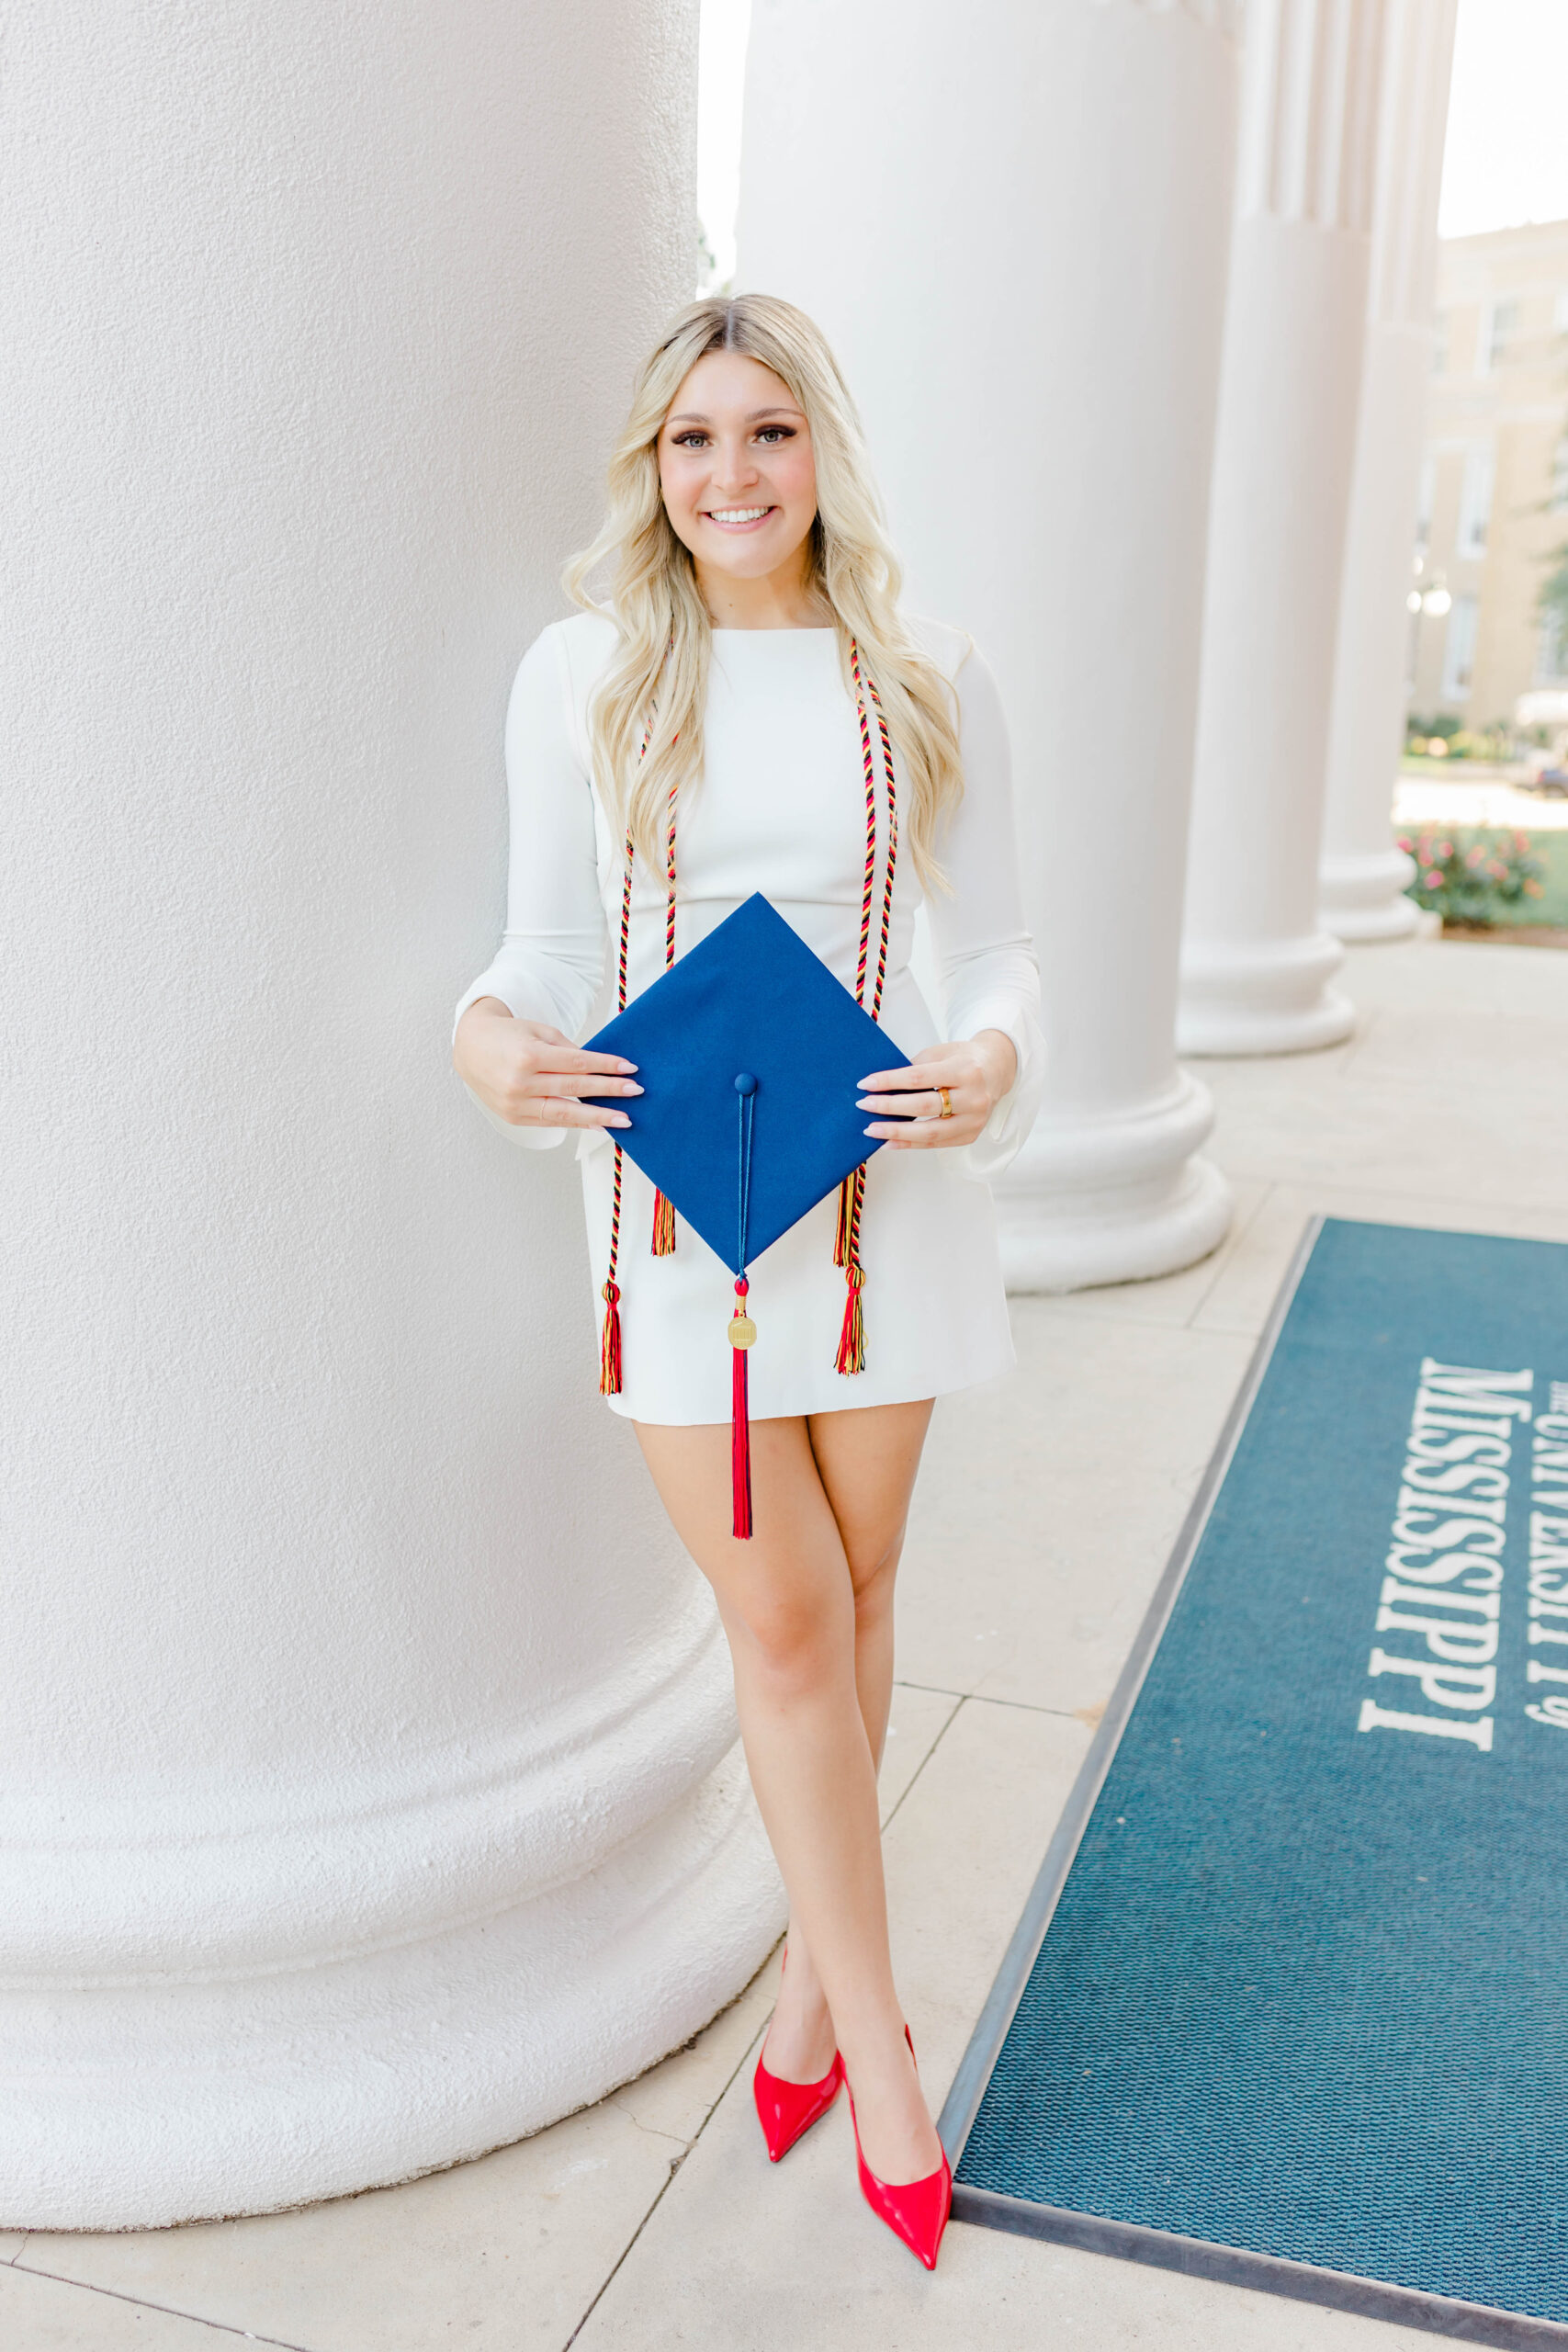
[1413,217,1568,727]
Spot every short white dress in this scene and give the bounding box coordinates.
[456,613,1044,1425]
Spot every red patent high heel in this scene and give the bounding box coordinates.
[845,2028,952,2271]
[752,1951,843,2164]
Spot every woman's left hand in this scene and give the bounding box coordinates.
[857,1029,1018,1150]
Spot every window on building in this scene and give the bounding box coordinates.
[1539,612,1568,686]
[1480,298,1519,373]
[1431,311,1449,374]
[1456,443,1495,559]
[1552,435,1568,512]
[1442,595,1479,700]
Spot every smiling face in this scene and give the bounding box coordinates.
[657,349,820,614]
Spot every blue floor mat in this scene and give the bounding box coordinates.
[946,1219,1568,2343]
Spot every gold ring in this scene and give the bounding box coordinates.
[937,1087,953,1120]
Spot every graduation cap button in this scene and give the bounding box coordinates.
[734,1071,758,1095]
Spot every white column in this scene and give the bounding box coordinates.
[740,0,1240,1293]
[1320,0,1460,940]
[0,2,781,2230]
[1179,0,1389,1055]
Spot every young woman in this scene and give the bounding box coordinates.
[453,294,1042,2269]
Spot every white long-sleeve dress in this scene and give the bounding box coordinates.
[456,613,1043,1425]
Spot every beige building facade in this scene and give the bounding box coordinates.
[1413,218,1568,726]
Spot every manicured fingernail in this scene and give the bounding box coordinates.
[611,1113,630,1126]
[618,1060,637,1073]
[625,1082,644,1094]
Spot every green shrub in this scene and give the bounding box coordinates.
[1406,713,1463,741]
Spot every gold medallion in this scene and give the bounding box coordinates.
[728,1314,757,1350]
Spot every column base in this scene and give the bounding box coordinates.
[995,1070,1234,1294]
[0,1741,782,2232]
[1178,931,1355,1057]
[1319,844,1419,942]
[0,1577,786,2233]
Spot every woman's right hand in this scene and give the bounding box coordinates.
[452,999,640,1131]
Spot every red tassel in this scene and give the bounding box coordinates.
[599,1278,622,1396]
[835,1261,866,1377]
[729,1276,753,1540]
[650,1187,676,1256]
[732,1345,752,1540]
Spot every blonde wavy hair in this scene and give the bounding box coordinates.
[563,293,964,889]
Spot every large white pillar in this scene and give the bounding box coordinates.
[740,0,1240,1293]
[0,1,781,2230]
[1179,0,1388,1055]
[1319,0,1460,940]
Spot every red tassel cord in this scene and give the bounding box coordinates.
[649,781,680,1255]
[834,1167,868,1376]
[602,735,678,1402]
[600,1143,626,1396]
[600,1275,623,1395]
[613,759,681,1262]
[650,1187,677,1256]
[729,1277,754,1540]
[835,1267,865,1380]
[596,708,682,1409]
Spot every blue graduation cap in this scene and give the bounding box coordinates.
[583,892,910,1537]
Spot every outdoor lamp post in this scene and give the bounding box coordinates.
[1408,566,1452,721]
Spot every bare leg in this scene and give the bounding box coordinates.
[763,1400,931,2085]
[635,1402,941,2185]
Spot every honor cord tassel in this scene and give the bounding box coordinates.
[834,1170,867,1375]
[650,1188,677,1255]
[599,1274,622,1395]
[835,645,897,1374]
[599,809,644,1394]
[649,780,680,1254]
[615,746,680,1261]
[602,721,673,1394]
[600,1135,626,1395]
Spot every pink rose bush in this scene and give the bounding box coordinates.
[1399,826,1547,924]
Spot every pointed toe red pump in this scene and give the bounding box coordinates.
[845,2027,953,2270]
[752,1949,843,2163]
[752,2041,845,2163]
